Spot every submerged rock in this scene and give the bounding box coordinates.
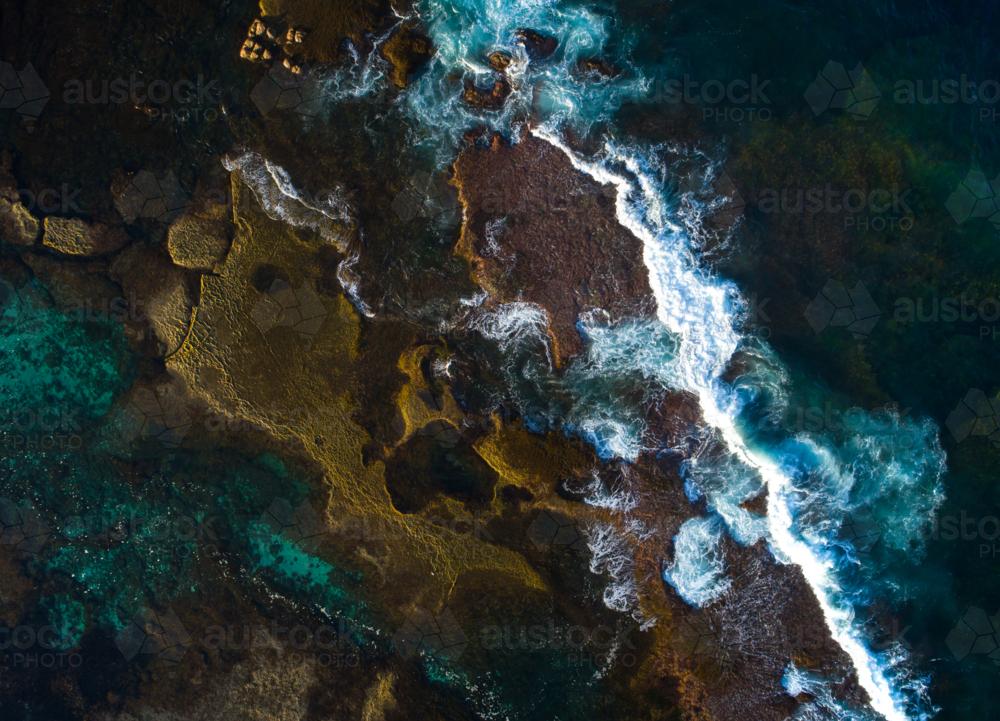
[578,57,622,79]
[462,78,512,109]
[515,28,558,60]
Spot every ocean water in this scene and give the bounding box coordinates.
[3,0,998,717]
[303,0,994,717]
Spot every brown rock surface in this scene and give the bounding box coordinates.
[0,198,39,246]
[674,537,867,721]
[167,208,232,272]
[380,21,433,89]
[462,78,512,108]
[42,217,129,256]
[110,244,197,357]
[739,489,768,516]
[258,0,397,65]
[578,57,622,79]
[488,51,514,73]
[453,132,655,363]
[516,29,558,60]
[0,151,39,246]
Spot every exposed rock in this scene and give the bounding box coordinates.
[645,391,705,456]
[0,151,39,246]
[462,79,512,109]
[283,27,309,44]
[258,0,397,65]
[453,132,655,363]
[109,244,196,357]
[0,198,40,246]
[739,489,768,516]
[578,57,622,79]
[380,21,433,89]
[515,28,558,60]
[669,536,867,721]
[42,217,129,256]
[167,207,231,272]
[488,51,514,73]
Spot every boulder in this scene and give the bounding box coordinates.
[167,210,231,272]
[488,51,514,73]
[380,22,433,89]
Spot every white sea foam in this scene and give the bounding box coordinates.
[223,151,354,248]
[336,244,373,317]
[530,123,942,721]
[321,0,943,714]
[783,663,866,720]
[466,301,553,362]
[586,520,638,614]
[663,515,732,607]
[569,466,640,513]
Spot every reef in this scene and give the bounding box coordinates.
[0,0,919,718]
[453,131,656,363]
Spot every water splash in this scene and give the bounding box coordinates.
[530,123,942,721]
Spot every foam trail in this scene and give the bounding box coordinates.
[466,301,553,363]
[531,124,917,721]
[663,516,731,606]
[224,151,354,248]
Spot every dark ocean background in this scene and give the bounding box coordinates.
[1,0,1000,718]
